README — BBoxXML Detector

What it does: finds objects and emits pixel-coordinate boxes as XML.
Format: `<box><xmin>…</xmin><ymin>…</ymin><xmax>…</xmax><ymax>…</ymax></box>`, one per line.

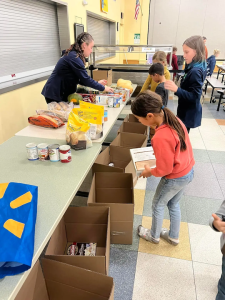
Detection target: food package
<box><xmin>76</xmin><ymin>84</ymin><xmax>100</xmax><ymax>94</ymax></box>
<box><xmin>28</xmin><ymin>115</ymin><xmax>65</xmax><ymax>128</ymax></box>
<box><xmin>48</xmin><ymin>101</ymin><xmax>73</xmax><ymax>112</ymax></box>
<box><xmin>117</xmin><ymin>79</ymin><xmax>133</xmax><ymax>93</ymax></box>
<box><xmin>79</xmin><ymin>94</ymin><xmax>97</xmax><ymax>103</ymax></box>
<box><xmin>79</xmin><ymin>100</ymin><xmax>104</xmax><ymax>122</ymax></box>
<box><xmin>36</xmin><ymin>109</ymin><xmax>69</xmax><ymax>122</ymax></box>
<box><xmin>65</xmin><ymin>242</ymin><xmax>97</xmax><ymax>256</ymax></box>
<box><xmin>96</xmin><ymin>94</ymin><xmax>122</xmax><ymax>107</ymax></box>
<box><xmin>66</xmin><ymin>112</ymin><xmax>92</xmax><ymax>150</ymax></box>
<box><xmin>67</xmin><ymin>93</ymin><xmax>83</xmax><ymax>105</ymax></box>
<box><xmin>72</xmin><ymin>106</ymin><xmax>103</xmax><ymax>140</ymax></box>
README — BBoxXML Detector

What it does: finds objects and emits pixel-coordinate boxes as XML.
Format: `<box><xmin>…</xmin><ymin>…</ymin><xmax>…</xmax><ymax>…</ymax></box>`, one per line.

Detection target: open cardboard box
<box><xmin>111</xmin><ymin>132</ymin><xmax>147</xmax><ymax>149</ymax></box>
<box><xmin>15</xmin><ymin>259</ymin><xmax>114</xmax><ymax>300</ymax></box>
<box><xmin>93</xmin><ymin>69</ymin><xmax>112</xmax><ymax>86</ymax></box>
<box><xmin>92</xmin><ymin>146</ymin><xmax>137</xmax><ymax>185</ymax></box>
<box><xmin>88</xmin><ymin>173</ymin><xmax>134</xmax><ymax>245</ymax></box>
<box><xmin>130</xmin><ymin>147</ymin><xmax>156</xmax><ymax>177</ymax></box>
<box><xmin>45</xmin><ymin>206</ymin><xmax>110</xmax><ymax>275</ymax></box>
<box><xmin>124</xmin><ymin>114</ymin><xmax>140</xmax><ymax>123</ymax></box>
<box><xmin>118</xmin><ymin>121</ymin><xmax>147</xmax><ymax>135</ymax></box>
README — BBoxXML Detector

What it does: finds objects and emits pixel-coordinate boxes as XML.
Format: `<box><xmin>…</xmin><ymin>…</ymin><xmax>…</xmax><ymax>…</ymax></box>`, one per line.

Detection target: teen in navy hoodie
<box><xmin>207</xmin><ymin>49</ymin><xmax>220</xmax><ymax>77</ymax></box>
<box><xmin>165</xmin><ymin>35</ymin><xmax>207</xmax><ymax>133</ymax></box>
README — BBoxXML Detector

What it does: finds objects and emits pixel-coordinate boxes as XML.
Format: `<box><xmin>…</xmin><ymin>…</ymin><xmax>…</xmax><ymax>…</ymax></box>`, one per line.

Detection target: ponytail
<box><xmin>64</xmin><ymin>32</ymin><xmax>93</xmax><ymax>64</ymax></box>
<box><xmin>131</xmin><ymin>91</ymin><xmax>187</xmax><ymax>151</ymax></box>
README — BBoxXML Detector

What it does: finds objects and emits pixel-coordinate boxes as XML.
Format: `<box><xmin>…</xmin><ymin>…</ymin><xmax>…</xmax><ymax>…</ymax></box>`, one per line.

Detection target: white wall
<box><xmin>148</xmin><ymin>0</ymin><xmax>225</xmax><ymax>58</ymax></box>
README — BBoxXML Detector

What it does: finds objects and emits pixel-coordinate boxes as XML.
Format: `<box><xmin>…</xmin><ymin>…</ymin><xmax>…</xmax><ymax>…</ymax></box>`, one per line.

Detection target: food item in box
<box><xmin>79</xmin><ymin>94</ymin><xmax>97</xmax><ymax>103</ymax></box>
<box><xmin>68</xmin><ymin>93</ymin><xmax>83</xmax><ymax>105</ymax></box>
<box><xmin>28</xmin><ymin>114</ymin><xmax>65</xmax><ymax>128</ymax></box>
<box><xmin>36</xmin><ymin>109</ymin><xmax>69</xmax><ymax>122</ymax></box>
<box><xmin>65</xmin><ymin>242</ymin><xmax>97</xmax><ymax>256</ymax></box>
<box><xmin>117</xmin><ymin>79</ymin><xmax>133</xmax><ymax>93</ymax></box>
<box><xmin>66</xmin><ymin>112</ymin><xmax>92</xmax><ymax>150</ymax></box>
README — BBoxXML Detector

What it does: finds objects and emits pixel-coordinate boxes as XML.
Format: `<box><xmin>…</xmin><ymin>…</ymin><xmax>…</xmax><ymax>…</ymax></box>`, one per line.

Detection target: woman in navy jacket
<box><xmin>42</xmin><ymin>32</ymin><xmax>113</xmax><ymax>103</ymax></box>
<box><xmin>165</xmin><ymin>36</ymin><xmax>207</xmax><ymax>133</ymax></box>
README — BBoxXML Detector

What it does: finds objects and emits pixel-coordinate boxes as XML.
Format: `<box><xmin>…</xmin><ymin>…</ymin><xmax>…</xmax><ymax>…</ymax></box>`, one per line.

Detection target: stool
<box><xmin>217</xmin><ymin>90</ymin><xmax>225</xmax><ymax>111</ymax></box>
<box><xmin>221</xmin><ymin>73</ymin><xmax>225</xmax><ymax>83</ymax></box>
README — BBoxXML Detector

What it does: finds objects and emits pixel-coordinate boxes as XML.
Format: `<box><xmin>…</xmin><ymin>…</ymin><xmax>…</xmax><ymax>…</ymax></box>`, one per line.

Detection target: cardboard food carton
<box><xmin>45</xmin><ymin>206</ymin><xmax>110</xmax><ymax>275</ymax></box>
<box><xmin>118</xmin><ymin>122</ymin><xmax>147</xmax><ymax>135</ymax></box>
<box><xmin>110</xmin><ymin>132</ymin><xmax>147</xmax><ymax>149</ymax></box>
<box><xmin>15</xmin><ymin>259</ymin><xmax>114</xmax><ymax>300</ymax></box>
<box><xmin>93</xmin><ymin>69</ymin><xmax>112</xmax><ymax>86</ymax></box>
<box><xmin>130</xmin><ymin>147</ymin><xmax>156</xmax><ymax>177</ymax></box>
<box><xmin>92</xmin><ymin>146</ymin><xmax>137</xmax><ymax>185</ymax></box>
<box><xmin>88</xmin><ymin>173</ymin><xmax>134</xmax><ymax>245</ymax></box>
<box><xmin>123</xmin><ymin>114</ymin><xmax>140</xmax><ymax>123</ymax></box>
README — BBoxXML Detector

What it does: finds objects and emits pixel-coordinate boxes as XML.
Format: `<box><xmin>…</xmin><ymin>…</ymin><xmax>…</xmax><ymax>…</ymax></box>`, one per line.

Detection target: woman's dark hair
<box><xmin>131</xmin><ymin>91</ymin><xmax>187</xmax><ymax>151</ymax></box>
<box><xmin>64</xmin><ymin>32</ymin><xmax>93</xmax><ymax>64</ymax></box>
<box><xmin>149</xmin><ymin>63</ymin><xmax>164</xmax><ymax>76</ymax></box>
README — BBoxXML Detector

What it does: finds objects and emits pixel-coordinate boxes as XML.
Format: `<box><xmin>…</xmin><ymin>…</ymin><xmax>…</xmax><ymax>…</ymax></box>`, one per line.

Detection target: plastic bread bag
<box><xmin>66</xmin><ymin>112</ymin><xmax>92</xmax><ymax>150</ymax></box>
<box><xmin>72</xmin><ymin>107</ymin><xmax>103</xmax><ymax>140</ymax></box>
<box><xmin>59</xmin><ymin>101</ymin><xmax>73</xmax><ymax>112</ymax></box>
<box><xmin>47</xmin><ymin>102</ymin><xmax>63</xmax><ymax>111</ymax></box>
<box><xmin>36</xmin><ymin>109</ymin><xmax>68</xmax><ymax>122</ymax></box>
<box><xmin>28</xmin><ymin>114</ymin><xmax>65</xmax><ymax>128</ymax></box>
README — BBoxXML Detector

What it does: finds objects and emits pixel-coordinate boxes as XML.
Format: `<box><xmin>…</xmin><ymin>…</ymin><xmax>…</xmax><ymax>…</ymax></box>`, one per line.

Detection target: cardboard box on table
<box><xmin>45</xmin><ymin>206</ymin><xmax>110</xmax><ymax>275</ymax></box>
<box><xmin>118</xmin><ymin>121</ymin><xmax>147</xmax><ymax>135</ymax></box>
<box><xmin>15</xmin><ymin>259</ymin><xmax>114</xmax><ymax>300</ymax></box>
<box><xmin>93</xmin><ymin>69</ymin><xmax>112</xmax><ymax>86</ymax></box>
<box><xmin>88</xmin><ymin>173</ymin><xmax>134</xmax><ymax>245</ymax></box>
<box><xmin>110</xmin><ymin>132</ymin><xmax>147</xmax><ymax>150</ymax></box>
<box><xmin>92</xmin><ymin>145</ymin><xmax>137</xmax><ymax>185</ymax></box>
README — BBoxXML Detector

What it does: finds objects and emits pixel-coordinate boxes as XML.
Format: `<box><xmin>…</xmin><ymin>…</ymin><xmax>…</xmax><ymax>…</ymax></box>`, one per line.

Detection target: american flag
<box><xmin>134</xmin><ymin>0</ymin><xmax>140</xmax><ymax>20</ymax></box>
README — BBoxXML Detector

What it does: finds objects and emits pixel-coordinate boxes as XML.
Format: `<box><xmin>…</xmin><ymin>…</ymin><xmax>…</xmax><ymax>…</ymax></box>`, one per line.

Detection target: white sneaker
<box><xmin>137</xmin><ymin>225</ymin><xmax>160</xmax><ymax>244</ymax></box>
<box><xmin>160</xmin><ymin>228</ymin><xmax>179</xmax><ymax>246</ymax></box>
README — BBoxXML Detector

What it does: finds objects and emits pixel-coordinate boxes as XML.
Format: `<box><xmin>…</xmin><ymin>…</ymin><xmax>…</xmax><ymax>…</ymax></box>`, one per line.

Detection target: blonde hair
<box><xmin>214</xmin><ymin>49</ymin><xmax>220</xmax><ymax>55</ymax></box>
<box><xmin>153</xmin><ymin>51</ymin><xmax>167</xmax><ymax>64</ymax></box>
<box><xmin>183</xmin><ymin>35</ymin><xmax>205</xmax><ymax>62</ymax></box>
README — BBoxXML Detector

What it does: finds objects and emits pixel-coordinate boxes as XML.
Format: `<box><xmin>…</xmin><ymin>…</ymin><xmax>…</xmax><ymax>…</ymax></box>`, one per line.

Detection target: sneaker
<box><xmin>160</xmin><ymin>228</ymin><xmax>179</xmax><ymax>246</ymax></box>
<box><xmin>137</xmin><ymin>225</ymin><xmax>160</xmax><ymax>244</ymax></box>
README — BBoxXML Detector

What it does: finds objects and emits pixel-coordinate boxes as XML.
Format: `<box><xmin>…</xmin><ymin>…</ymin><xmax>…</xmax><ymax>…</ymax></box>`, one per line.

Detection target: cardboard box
<box><xmin>15</xmin><ymin>259</ymin><xmax>114</xmax><ymax>300</ymax></box>
<box><xmin>111</xmin><ymin>132</ymin><xmax>147</xmax><ymax>149</ymax></box>
<box><xmin>88</xmin><ymin>173</ymin><xmax>134</xmax><ymax>245</ymax></box>
<box><xmin>130</xmin><ymin>147</ymin><xmax>156</xmax><ymax>177</ymax></box>
<box><xmin>92</xmin><ymin>146</ymin><xmax>137</xmax><ymax>185</ymax></box>
<box><xmin>93</xmin><ymin>69</ymin><xmax>112</xmax><ymax>86</ymax></box>
<box><xmin>124</xmin><ymin>114</ymin><xmax>140</xmax><ymax>123</ymax></box>
<box><xmin>118</xmin><ymin>122</ymin><xmax>147</xmax><ymax>135</ymax></box>
<box><xmin>45</xmin><ymin>206</ymin><xmax>110</xmax><ymax>275</ymax></box>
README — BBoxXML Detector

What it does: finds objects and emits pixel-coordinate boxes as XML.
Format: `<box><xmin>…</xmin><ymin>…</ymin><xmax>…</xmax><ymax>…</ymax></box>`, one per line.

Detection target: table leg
<box><xmin>217</xmin><ymin>68</ymin><xmax>220</xmax><ymax>79</ymax></box>
<box><xmin>210</xmin><ymin>87</ymin><xmax>214</xmax><ymax>103</ymax></box>
<box><xmin>204</xmin><ymin>81</ymin><xmax>208</xmax><ymax>94</ymax></box>
<box><xmin>217</xmin><ymin>93</ymin><xmax>223</xmax><ymax>111</ymax></box>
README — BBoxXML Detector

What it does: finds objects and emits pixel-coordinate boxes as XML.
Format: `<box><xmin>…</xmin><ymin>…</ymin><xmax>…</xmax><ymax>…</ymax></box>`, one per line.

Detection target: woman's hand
<box><xmin>164</xmin><ymin>80</ymin><xmax>178</xmax><ymax>93</ymax></box>
<box><xmin>140</xmin><ymin>165</ymin><xmax>152</xmax><ymax>178</ymax></box>
<box><xmin>104</xmin><ymin>86</ymin><xmax>114</xmax><ymax>93</ymax></box>
<box><xmin>98</xmin><ymin>80</ymin><xmax>107</xmax><ymax>86</ymax></box>
<box><xmin>212</xmin><ymin>214</ymin><xmax>225</xmax><ymax>233</ymax></box>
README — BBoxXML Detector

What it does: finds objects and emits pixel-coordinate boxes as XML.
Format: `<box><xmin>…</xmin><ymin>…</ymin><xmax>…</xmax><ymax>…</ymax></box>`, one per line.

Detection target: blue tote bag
<box><xmin>0</xmin><ymin>182</ymin><xmax>38</xmax><ymax>278</ymax></box>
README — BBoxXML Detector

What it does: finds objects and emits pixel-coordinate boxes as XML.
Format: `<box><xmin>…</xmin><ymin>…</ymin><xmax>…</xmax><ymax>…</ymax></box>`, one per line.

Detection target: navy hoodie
<box><xmin>42</xmin><ymin>51</ymin><xmax>105</xmax><ymax>102</ymax></box>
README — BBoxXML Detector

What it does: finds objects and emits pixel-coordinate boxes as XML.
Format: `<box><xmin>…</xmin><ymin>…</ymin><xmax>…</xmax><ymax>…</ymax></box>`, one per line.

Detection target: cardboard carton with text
<box><xmin>130</xmin><ymin>147</ymin><xmax>156</xmax><ymax>177</ymax></box>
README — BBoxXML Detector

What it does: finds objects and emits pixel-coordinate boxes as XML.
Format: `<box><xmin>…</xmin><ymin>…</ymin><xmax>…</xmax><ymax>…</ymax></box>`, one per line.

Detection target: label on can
<box><xmin>26</xmin><ymin>143</ymin><xmax>38</xmax><ymax>161</ymax></box>
<box><xmin>59</xmin><ymin>145</ymin><xmax>72</xmax><ymax>163</ymax></box>
<box><xmin>37</xmin><ymin>143</ymin><xmax>49</xmax><ymax>161</ymax></box>
<box><xmin>108</xmin><ymin>97</ymin><xmax>114</xmax><ymax>108</ymax></box>
<box><xmin>48</xmin><ymin>144</ymin><xmax>60</xmax><ymax>162</ymax></box>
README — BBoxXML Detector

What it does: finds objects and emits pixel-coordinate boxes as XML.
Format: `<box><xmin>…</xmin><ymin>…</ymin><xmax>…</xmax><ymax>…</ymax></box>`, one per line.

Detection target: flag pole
<box><xmin>140</xmin><ymin>1</ymin><xmax>143</xmax><ymax>16</ymax></box>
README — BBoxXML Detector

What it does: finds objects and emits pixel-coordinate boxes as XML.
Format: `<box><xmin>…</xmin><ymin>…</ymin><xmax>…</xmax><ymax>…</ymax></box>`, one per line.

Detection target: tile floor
<box><xmin>108</xmin><ymin>87</ymin><xmax>225</xmax><ymax>300</ymax></box>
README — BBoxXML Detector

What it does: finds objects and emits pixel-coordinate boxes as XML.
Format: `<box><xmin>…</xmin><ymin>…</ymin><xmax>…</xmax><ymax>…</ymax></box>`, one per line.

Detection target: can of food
<box><xmin>108</xmin><ymin>97</ymin><xmax>114</xmax><ymax>108</ymax></box>
<box><xmin>37</xmin><ymin>143</ymin><xmax>49</xmax><ymax>161</ymax></box>
<box><xmin>26</xmin><ymin>143</ymin><xmax>38</xmax><ymax>161</ymax></box>
<box><xmin>48</xmin><ymin>144</ymin><xmax>60</xmax><ymax>162</ymax></box>
<box><xmin>59</xmin><ymin>145</ymin><xmax>72</xmax><ymax>163</ymax></box>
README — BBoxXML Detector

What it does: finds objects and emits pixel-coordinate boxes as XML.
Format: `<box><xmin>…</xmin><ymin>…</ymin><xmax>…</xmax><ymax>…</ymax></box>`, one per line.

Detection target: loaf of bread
<box><xmin>28</xmin><ymin>115</ymin><xmax>65</xmax><ymax>128</ymax></box>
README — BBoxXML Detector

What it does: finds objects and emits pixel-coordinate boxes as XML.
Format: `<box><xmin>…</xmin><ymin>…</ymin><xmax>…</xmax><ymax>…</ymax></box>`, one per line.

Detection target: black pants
<box><xmin>45</xmin><ymin>97</ymin><xmax>58</xmax><ymax>104</ymax></box>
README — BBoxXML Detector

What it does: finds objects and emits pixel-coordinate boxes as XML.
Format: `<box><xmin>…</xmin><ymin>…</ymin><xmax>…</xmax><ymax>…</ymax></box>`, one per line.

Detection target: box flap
<box><xmin>125</xmin><ymin>160</ymin><xmax>138</xmax><ymax>186</ymax></box>
<box><xmin>42</xmin><ymin>258</ymin><xmax>114</xmax><ymax>298</ymax></box>
<box><xmin>111</xmin><ymin>132</ymin><xmax>147</xmax><ymax>149</ymax></box>
<box><xmin>95</xmin><ymin>172</ymin><xmax>133</xmax><ymax>189</ymax></box>
<box><xmin>88</xmin><ymin>175</ymin><xmax>96</xmax><ymax>205</ymax></box>
<box><xmin>64</xmin><ymin>206</ymin><xmax>109</xmax><ymax>224</ymax></box>
<box><xmin>15</xmin><ymin>261</ymin><xmax>49</xmax><ymax>300</ymax></box>
<box><xmin>94</xmin><ymin>147</ymin><xmax>110</xmax><ymax>165</ymax></box>
<box><xmin>106</xmin><ymin>208</ymin><xmax>110</xmax><ymax>275</ymax></box>
<box><xmin>128</xmin><ymin>114</ymin><xmax>139</xmax><ymax>123</ymax></box>
<box><xmin>109</xmin><ymin>145</ymin><xmax>131</xmax><ymax>163</ymax></box>
<box><xmin>96</xmin><ymin>188</ymin><xmax>133</xmax><ymax>204</ymax></box>
<box><xmin>119</xmin><ymin>122</ymin><xmax>147</xmax><ymax>135</ymax></box>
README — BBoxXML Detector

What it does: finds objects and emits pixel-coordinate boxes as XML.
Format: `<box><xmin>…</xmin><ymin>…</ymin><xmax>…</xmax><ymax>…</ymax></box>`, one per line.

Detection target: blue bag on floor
<box><xmin>0</xmin><ymin>182</ymin><xmax>38</xmax><ymax>278</ymax></box>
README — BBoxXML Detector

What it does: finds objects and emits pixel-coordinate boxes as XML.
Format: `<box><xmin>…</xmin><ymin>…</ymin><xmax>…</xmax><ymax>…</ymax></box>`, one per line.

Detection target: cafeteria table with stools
<box><xmin>204</xmin><ymin>77</ymin><xmax>225</xmax><ymax>103</ymax></box>
<box><xmin>216</xmin><ymin>64</ymin><xmax>225</xmax><ymax>82</ymax></box>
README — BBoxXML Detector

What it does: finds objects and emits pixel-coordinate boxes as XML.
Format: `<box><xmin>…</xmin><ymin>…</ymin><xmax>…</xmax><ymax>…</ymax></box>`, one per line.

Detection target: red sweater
<box><xmin>167</xmin><ymin>53</ymin><xmax>178</xmax><ymax>70</ymax></box>
<box><xmin>151</xmin><ymin>120</ymin><xmax>195</xmax><ymax>179</ymax></box>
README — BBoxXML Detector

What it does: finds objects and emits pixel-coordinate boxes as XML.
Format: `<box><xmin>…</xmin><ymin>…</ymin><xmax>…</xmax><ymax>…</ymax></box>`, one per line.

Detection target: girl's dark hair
<box><xmin>131</xmin><ymin>91</ymin><xmax>187</xmax><ymax>151</ymax></box>
<box><xmin>183</xmin><ymin>35</ymin><xmax>205</xmax><ymax>62</ymax></box>
<box><xmin>64</xmin><ymin>32</ymin><xmax>93</xmax><ymax>64</ymax></box>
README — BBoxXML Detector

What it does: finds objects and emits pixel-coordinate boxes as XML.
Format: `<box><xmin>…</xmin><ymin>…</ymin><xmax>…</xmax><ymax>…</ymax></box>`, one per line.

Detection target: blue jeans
<box><xmin>150</xmin><ymin>168</ymin><xmax>194</xmax><ymax>239</ymax></box>
<box><xmin>216</xmin><ymin>255</ymin><xmax>225</xmax><ymax>300</ymax></box>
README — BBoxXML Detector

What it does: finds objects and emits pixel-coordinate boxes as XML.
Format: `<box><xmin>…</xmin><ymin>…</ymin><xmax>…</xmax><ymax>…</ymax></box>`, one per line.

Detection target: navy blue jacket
<box><xmin>175</xmin><ymin>63</ymin><xmax>207</xmax><ymax>128</ymax></box>
<box><xmin>42</xmin><ymin>51</ymin><xmax>105</xmax><ymax>102</ymax></box>
<box><xmin>207</xmin><ymin>55</ymin><xmax>216</xmax><ymax>77</ymax></box>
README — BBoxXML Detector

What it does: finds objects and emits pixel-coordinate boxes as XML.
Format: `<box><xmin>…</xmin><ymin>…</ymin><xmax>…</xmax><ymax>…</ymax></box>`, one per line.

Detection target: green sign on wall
<box><xmin>134</xmin><ymin>33</ymin><xmax>140</xmax><ymax>44</ymax></box>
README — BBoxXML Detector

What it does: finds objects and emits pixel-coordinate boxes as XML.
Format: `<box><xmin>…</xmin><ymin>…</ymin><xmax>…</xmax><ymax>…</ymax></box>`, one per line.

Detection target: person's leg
<box><xmin>216</xmin><ymin>255</ymin><xmax>225</xmax><ymax>300</ymax></box>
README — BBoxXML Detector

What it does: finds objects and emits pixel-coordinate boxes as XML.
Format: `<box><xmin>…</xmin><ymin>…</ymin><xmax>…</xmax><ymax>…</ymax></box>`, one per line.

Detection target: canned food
<box><xmin>108</xmin><ymin>97</ymin><xmax>114</xmax><ymax>108</ymax></box>
<box><xmin>48</xmin><ymin>144</ymin><xmax>60</xmax><ymax>162</ymax></box>
<box><xmin>59</xmin><ymin>145</ymin><xmax>72</xmax><ymax>163</ymax></box>
<box><xmin>37</xmin><ymin>143</ymin><xmax>49</xmax><ymax>161</ymax></box>
<box><xmin>26</xmin><ymin>143</ymin><xmax>38</xmax><ymax>161</ymax></box>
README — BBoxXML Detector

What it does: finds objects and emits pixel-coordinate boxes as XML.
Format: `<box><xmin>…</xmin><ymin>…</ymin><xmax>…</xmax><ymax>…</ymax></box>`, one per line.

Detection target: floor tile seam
<box><xmin>137</xmin><ymin>250</ymin><xmax>193</xmax><ymax>263</ymax></box>
<box><xmin>191</xmin><ymin>260</ymin><xmax>222</xmax><ymax>267</ymax></box>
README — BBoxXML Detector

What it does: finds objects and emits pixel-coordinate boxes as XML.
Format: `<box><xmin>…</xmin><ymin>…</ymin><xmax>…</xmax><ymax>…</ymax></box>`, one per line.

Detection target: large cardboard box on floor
<box><xmin>111</xmin><ymin>132</ymin><xmax>147</xmax><ymax>149</ymax></box>
<box><xmin>123</xmin><ymin>114</ymin><xmax>140</xmax><ymax>123</ymax></box>
<box><xmin>92</xmin><ymin>145</ymin><xmax>137</xmax><ymax>185</ymax></box>
<box><xmin>15</xmin><ymin>259</ymin><xmax>114</xmax><ymax>300</ymax></box>
<box><xmin>93</xmin><ymin>69</ymin><xmax>112</xmax><ymax>86</ymax></box>
<box><xmin>88</xmin><ymin>173</ymin><xmax>134</xmax><ymax>245</ymax></box>
<box><xmin>45</xmin><ymin>206</ymin><xmax>110</xmax><ymax>275</ymax></box>
<box><xmin>118</xmin><ymin>121</ymin><xmax>147</xmax><ymax>135</ymax></box>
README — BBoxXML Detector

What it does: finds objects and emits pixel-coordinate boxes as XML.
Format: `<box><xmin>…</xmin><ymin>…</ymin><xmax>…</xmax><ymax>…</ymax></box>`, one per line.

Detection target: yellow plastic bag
<box><xmin>66</xmin><ymin>112</ymin><xmax>92</xmax><ymax>150</ymax></box>
<box><xmin>79</xmin><ymin>101</ymin><xmax>104</xmax><ymax>117</ymax></box>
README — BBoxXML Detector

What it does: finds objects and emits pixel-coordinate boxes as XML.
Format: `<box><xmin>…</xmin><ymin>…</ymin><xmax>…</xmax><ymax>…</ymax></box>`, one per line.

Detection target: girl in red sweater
<box><xmin>131</xmin><ymin>91</ymin><xmax>195</xmax><ymax>245</ymax></box>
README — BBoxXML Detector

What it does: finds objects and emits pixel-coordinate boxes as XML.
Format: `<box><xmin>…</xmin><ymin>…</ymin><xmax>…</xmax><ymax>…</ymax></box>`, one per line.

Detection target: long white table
<box><xmin>15</xmin><ymin>84</ymin><xmax>137</xmax><ymax>144</ymax></box>
<box><xmin>0</xmin><ymin>136</ymin><xmax>102</xmax><ymax>300</ymax></box>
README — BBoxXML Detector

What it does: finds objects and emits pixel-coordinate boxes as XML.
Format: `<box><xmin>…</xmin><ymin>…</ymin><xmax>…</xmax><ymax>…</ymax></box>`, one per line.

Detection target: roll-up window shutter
<box><xmin>0</xmin><ymin>0</ymin><xmax>61</xmax><ymax>78</ymax></box>
<box><xmin>87</xmin><ymin>15</ymin><xmax>113</xmax><ymax>62</ymax></box>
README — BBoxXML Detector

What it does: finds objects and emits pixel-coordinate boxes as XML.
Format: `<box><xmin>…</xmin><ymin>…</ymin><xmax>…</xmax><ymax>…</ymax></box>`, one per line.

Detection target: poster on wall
<box><xmin>134</xmin><ymin>33</ymin><xmax>140</xmax><ymax>44</ymax></box>
<box><xmin>101</xmin><ymin>0</ymin><xmax>108</xmax><ymax>13</ymax></box>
